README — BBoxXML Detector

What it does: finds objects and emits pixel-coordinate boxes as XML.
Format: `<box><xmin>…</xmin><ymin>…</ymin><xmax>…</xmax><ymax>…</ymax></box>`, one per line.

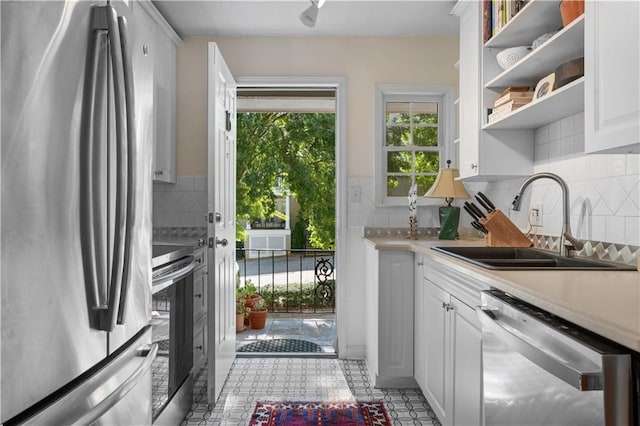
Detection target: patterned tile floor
<box><xmin>181</xmin><ymin>358</ymin><xmax>441</xmax><ymax>425</ymax></box>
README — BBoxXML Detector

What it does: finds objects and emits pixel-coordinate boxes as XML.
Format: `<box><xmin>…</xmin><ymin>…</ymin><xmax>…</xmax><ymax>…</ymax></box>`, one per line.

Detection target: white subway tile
<box><xmin>627</xmin><ymin>155</ymin><xmax>640</xmax><ymax>175</ymax></box>
<box><xmin>548</xmin><ymin>120</ymin><xmax>561</xmax><ymax>142</ymax></box>
<box><xmin>588</xmin><ymin>155</ymin><xmax>609</xmax><ymax>179</ymax></box>
<box><xmin>534</xmin><ymin>143</ymin><xmax>549</xmax><ymax>164</ymax></box>
<box><xmin>606</xmin><ymin>155</ymin><xmax>627</xmax><ymax>177</ymax></box>
<box><xmin>574</xmin><ymin>112</ymin><xmax>585</xmax><ymax>135</ymax></box>
<box><xmin>535</xmin><ymin>125</ymin><xmax>549</xmax><ymax>146</ymax></box>
<box><xmin>560</xmin><ymin>115</ymin><xmax>575</xmax><ymax>139</ymax></box>
<box><xmin>194</xmin><ymin>175</ymin><xmax>207</xmax><ymax>191</ymax></box>
<box><xmin>177</xmin><ymin>176</ymin><xmax>195</xmax><ymax>191</ymax></box>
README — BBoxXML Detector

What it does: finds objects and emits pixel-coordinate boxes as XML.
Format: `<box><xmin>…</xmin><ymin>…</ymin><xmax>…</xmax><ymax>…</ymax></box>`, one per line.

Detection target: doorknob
<box><xmin>216</xmin><ymin>238</ymin><xmax>228</xmax><ymax>247</ymax></box>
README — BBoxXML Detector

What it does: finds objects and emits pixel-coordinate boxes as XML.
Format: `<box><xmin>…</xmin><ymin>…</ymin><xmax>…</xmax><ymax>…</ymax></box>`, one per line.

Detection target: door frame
<box><xmin>235</xmin><ymin>76</ymin><xmax>347</xmax><ymax>357</ymax></box>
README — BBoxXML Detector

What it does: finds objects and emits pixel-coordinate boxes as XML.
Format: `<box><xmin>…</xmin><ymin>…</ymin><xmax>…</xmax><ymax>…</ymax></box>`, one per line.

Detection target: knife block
<box><xmin>480</xmin><ymin>210</ymin><xmax>532</xmax><ymax>247</ymax></box>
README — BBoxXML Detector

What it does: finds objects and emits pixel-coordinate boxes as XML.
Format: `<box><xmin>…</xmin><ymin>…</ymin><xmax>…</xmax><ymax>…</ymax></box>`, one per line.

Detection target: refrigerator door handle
<box><xmin>72</xmin><ymin>343</ymin><xmax>158</xmax><ymax>426</ymax></box>
<box><xmin>116</xmin><ymin>14</ymin><xmax>136</xmax><ymax>326</ymax></box>
<box><xmin>80</xmin><ymin>6</ymin><xmax>130</xmax><ymax>332</ymax></box>
<box><xmin>80</xmin><ymin>6</ymin><xmax>112</xmax><ymax>328</ymax></box>
<box><xmin>103</xmin><ymin>6</ymin><xmax>128</xmax><ymax>332</ymax></box>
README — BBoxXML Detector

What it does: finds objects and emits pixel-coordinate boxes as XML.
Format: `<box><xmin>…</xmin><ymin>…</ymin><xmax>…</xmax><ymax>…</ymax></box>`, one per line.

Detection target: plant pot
<box><xmin>559</xmin><ymin>0</ymin><xmax>584</xmax><ymax>27</ymax></box>
<box><xmin>244</xmin><ymin>295</ymin><xmax>262</xmax><ymax>325</ymax></box>
<box><xmin>236</xmin><ymin>313</ymin><xmax>246</xmax><ymax>332</ymax></box>
<box><xmin>249</xmin><ymin>309</ymin><xmax>268</xmax><ymax>330</ymax></box>
<box><xmin>244</xmin><ymin>294</ymin><xmax>262</xmax><ymax>309</ymax></box>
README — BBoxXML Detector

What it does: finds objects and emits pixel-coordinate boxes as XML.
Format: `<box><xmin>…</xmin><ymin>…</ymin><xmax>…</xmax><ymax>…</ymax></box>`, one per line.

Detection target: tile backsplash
<box><xmin>480</xmin><ymin>112</ymin><xmax>640</xmax><ymax>247</ymax></box>
<box><xmin>153</xmin><ymin>175</ymin><xmax>208</xmax><ymax>228</ymax></box>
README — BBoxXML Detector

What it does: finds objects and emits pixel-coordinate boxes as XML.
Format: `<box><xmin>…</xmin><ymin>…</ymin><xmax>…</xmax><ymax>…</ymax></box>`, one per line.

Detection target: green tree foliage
<box><xmin>237</xmin><ymin>112</ymin><xmax>335</xmax><ymax>249</ymax></box>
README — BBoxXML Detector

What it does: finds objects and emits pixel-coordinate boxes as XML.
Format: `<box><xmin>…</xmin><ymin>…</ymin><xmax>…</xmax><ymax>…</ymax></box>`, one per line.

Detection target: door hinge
<box><xmin>225</xmin><ymin>110</ymin><xmax>232</xmax><ymax>132</ymax></box>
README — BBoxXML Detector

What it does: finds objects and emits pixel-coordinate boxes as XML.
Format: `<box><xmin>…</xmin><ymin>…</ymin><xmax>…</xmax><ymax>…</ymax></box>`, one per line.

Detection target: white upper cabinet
<box><xmin>137</xmin><ymin>1</ymin><xmax>181</xmax><ymax>183</ymax></box>
<box><xmin>453</xmin><ymin>1</ymin><xmax>534</xmax><ymax>180</ymax></box>
<box><xmin>453</xmin><ymin>0</ymin><xmax>592</xmax><ymax>180</ymax></box>
<box><xmin>584</xmin><ymin>0</ymin><xmax>640</xmax><ymax>154</ymax></box>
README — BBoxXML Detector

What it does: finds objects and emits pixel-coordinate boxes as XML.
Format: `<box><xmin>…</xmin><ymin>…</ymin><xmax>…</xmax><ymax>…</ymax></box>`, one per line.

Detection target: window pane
<box><xmin>413</xmin><ymin>102</ymin><xmax>438</xmax><ymax>124</ymax></box>
<box><xmin>416</xmin><ymin>175</ymin><xmax>437</xmax><ymax>195</ymax></box>
<box><xmin>386</xmin><ymin>126</ymin><xmax>410</xmax><ymax>146</ymax></box>
<box><xmin>386</xmin><ymin>102</ymin><xmax>411</xmax><ymax>124</ymax></box>
<box><xmin>415</xmin><ymin>152</ymin><xmax>439</xmax><ymax>173</ymax></box>
<box><xmin>414</xmin><ymin>127</ymin><xmax>438</xmax><ymax>147</ymax></box>
<box><xmin>387</xmin><ymin>175</ymin><xmax>413</xmax><ymax>197</ymax></box>
<box><xmin>387</xmin><ymin>151</ymin><xmax>413</xmax><ymax>173</ymax></box>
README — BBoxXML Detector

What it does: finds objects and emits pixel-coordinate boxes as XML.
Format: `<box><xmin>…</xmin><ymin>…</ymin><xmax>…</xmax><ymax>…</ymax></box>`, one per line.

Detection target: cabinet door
<box><xmin>451</xmin><ymin>296</ymin><xmax>482</xmax><ymax>426</ymax></box>
<box><xmin>414</xmin><ymin>255</ymin><xmax>426</xmax><ymax>390</ymax></box>
<box><xmin>193</xmin><ymin>317</ymin><xmax>207</xmax><ymax>373</ymax></box>
<box><xmin>457</xmin><ymin>0</ymin><xmax>481</xmax><ymax>179</ymax></box>
<box><xmin>585</xmin><ymin>0</ymin><xmax>640</xmax><ymax>154</ymax></box>
<box><xmin>377</xmin><ymin>251</ymin><xmax>415</xmax><ymax>386</ymax></box>
<box><xmin>152</xmin><ymin>28</ymin><xmax>177</xmax><ymax>182</ymax></box>
<box><xmin>193</xmin><ymin>266</ymin><xmax>207</xmax><ymax>322</ymax></box>
<box><xmin>424</xmin><ymin>279</ymin><xmax>451</xmax><ymax>425</ymax></box>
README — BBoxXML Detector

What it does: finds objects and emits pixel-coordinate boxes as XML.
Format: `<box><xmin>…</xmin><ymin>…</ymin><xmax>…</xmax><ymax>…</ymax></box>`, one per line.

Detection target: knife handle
<box><xmin>477</xmin><ymin>191</ymin><xmax>496</xmax><ymax>211</ymax></box>
<box><xmin>474</xmin><ymin>195</ymin><xmax>492</xmax><ymax>213</ymax></box>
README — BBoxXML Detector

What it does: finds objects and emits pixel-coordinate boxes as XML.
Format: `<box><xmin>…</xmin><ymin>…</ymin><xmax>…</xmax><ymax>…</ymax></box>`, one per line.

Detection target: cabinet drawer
<box><xmin>193</xmin><ymin>317</ymin><xmax>207</xmax><ymax>373</ymax></box>
<box><xmin>194</xmin><ymin>248</ymin><xmax>207</xmax><ymax>270</ymax></box>
<box><xmin>193</xmin><ymin>267</ymin><xmax>207</xmax><ymax>321</ymax></box>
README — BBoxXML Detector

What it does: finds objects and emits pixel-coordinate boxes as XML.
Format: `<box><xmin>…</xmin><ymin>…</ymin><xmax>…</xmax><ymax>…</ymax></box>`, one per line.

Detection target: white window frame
<box><xmin>374</xmin><ymin>84</ymin><xmax>456</xmax><ymax>206</ymax></box>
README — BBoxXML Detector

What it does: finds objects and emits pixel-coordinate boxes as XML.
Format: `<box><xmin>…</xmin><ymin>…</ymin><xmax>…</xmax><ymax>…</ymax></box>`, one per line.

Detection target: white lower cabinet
<box><xmin>417</xmin><ymin>257</ymin><xmax>484</xmax><ymax>426</ymax></box>
<box><xmin>365</xmin><ymin>246</ymin><xmax>416</xmax><ymax>388</ymax></box>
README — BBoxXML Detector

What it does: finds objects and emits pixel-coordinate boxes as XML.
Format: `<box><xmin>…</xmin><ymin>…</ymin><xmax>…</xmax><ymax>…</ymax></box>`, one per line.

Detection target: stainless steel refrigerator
<box><xmin>1</xmin><ymin>0</ymin><xmax>154</xmax><ymax>423</ymax></box>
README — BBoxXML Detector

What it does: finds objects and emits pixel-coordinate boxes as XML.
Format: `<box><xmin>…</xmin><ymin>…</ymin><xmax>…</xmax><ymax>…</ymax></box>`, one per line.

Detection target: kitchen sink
<box><xmin>432</xmin><ymin>246</ymin><xmax>637</xmax><ymax>271</ymax></box>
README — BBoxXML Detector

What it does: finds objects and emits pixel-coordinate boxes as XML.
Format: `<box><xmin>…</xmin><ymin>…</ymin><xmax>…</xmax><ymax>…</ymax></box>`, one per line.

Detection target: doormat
<box><xmin>237</xmin><ymin>339</ymin><xmax>323</xmax><ymax>353</ymax></box>
<box><xmin>250</xmin><ymin>401</ymin><xmax>391</xmax><ymax>425</ymax></box>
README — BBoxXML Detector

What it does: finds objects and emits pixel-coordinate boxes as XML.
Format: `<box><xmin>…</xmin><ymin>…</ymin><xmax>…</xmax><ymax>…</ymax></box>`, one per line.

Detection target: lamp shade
<box><xmin>424</xmin><ymin>168</ymin><xmax>470</xmax><ymax>200</ymax></box>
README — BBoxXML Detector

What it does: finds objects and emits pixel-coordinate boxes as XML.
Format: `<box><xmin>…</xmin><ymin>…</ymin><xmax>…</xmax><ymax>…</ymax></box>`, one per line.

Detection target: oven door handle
<box><xmin>477</xmin><ymin>307</ymin><xmax>603</xmax><ymax>391</ymax></box>
<box><xmin>152</xmin><ymin>257</ymin><xmax>196</xmax><ymax>294</ymax></box>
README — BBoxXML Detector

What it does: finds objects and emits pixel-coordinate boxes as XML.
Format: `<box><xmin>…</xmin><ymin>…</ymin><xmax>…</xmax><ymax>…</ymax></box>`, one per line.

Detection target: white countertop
<box><xmin>365</xmin><ymin>237</ymin><xmax>640</xmax><ymax>352</ymax></box>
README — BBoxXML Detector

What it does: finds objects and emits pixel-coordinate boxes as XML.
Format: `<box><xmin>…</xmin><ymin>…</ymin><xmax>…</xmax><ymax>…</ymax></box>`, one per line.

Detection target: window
<box><xmin>375</xmin><ymin>86</ymin><xmax>454</xmax><ymax>205</ymax></box>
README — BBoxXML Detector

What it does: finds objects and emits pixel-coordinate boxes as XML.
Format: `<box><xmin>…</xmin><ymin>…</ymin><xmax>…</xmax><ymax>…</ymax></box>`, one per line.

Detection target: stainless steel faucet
<box><xmin>511</xmin><ymin>172</ymin><xmax>584</xmax><ymax>256</ymax></box>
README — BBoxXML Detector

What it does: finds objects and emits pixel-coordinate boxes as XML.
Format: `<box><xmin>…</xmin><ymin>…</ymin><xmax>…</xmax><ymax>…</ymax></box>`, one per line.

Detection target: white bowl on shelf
<box><xmin>496</xmin><ymin>46</ymin><xmax>531</xmax><ymax>70</ymax></box>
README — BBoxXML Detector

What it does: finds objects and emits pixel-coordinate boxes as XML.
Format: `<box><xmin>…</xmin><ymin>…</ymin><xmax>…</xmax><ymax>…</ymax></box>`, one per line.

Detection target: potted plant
<box><xmin>242</xmin><ymin>281</ymin><xmax>262</xmax><ymax>309</ymax></box>
<box><xmin>249</xmin><ymin>298</ymin><xmax>268</xmax><ymax>330</ymax></box>
<box><xmin>236</xmin><ymin>299</ymin><xmax>250</xmax><ymax>333</ymax></box>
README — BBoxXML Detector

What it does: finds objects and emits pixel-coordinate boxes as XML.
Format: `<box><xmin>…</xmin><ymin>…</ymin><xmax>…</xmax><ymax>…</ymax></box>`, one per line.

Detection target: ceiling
<box><xmin>152</xmin><ymin>1</ymin><xmax>459</xmax><ymax>38</ymax></box>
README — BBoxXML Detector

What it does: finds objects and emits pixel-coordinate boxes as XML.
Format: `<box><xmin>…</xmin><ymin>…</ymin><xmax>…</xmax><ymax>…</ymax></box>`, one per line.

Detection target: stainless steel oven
<box><xmin>477</xmin><ymin>289</ymin><xmax>633</xmax><ymax>426</ymax></box>
<box><xmin>151</xmin><ymin>244</ymin><xmax>196</xmax><ymax>425</ymax></box>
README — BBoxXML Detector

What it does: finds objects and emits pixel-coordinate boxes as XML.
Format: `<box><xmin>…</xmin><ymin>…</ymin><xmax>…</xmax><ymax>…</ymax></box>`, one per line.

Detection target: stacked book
<box><xmin>487</xmin><ymin>91</ymin><xmax>533</xmax><ymax>123</ymax></box>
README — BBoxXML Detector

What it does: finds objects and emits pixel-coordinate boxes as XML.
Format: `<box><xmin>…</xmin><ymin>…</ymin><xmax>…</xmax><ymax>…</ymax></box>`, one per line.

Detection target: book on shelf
<box><xmin>483</xmin><ymin>0</ymin><xmax>492</xmax><ymax>43</ymax></box>
<box><xmin>488</xmin><ymin>0</ymin><xmax>529</xmax><ymax>38</ymax></box>
<box><xmin>493</xmin><ymin>91</ymin><xmax>534</xmax><ymax>108</ymax></box>
<box><xmin>487</xmin><ymin>100</ymin><xmax>530</xmax><ymax>123</ymax></box>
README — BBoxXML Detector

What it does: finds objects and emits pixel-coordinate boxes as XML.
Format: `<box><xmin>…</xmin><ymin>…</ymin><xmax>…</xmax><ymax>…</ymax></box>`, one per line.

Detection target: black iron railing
<box><xmin>236</xmin><ymin>249</ymin><xmax>335</xmax><ymax>313</ymax></box>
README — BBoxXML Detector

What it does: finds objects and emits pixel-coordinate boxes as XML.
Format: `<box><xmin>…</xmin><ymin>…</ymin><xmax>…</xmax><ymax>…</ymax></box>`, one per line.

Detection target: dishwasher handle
<box><xmin>477</xmin><ymin>307</ymin><xmax>603</xmax><ymax>391</ymax></box>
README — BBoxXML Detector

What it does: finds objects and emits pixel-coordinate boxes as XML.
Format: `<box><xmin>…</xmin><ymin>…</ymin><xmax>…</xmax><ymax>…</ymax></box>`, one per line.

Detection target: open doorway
<box><xmin>234</xmin><ymin>84</ymin><xmax>340</xmax><ymax>356</ymax></box>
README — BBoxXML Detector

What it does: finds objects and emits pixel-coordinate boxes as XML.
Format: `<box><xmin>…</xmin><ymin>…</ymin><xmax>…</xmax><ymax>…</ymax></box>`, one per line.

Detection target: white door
<box><xmin>207</xmin><ymin>42</ymin><xmax>237</xmax><ymax>403</ymax></box>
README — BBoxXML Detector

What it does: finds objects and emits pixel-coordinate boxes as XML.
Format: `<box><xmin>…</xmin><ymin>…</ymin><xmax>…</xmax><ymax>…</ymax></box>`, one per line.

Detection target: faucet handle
<box><xmin>563</xmin><ymin>232</ymin><xmax>584</xmax><ymax>251</ymax></box>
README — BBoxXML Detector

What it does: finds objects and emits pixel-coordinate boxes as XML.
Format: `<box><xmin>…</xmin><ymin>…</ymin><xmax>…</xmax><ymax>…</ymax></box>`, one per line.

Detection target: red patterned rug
<box><xmin>250</xmin><ymin>401</ymin><xmax>392</xmax><ymax>425</ymax></box>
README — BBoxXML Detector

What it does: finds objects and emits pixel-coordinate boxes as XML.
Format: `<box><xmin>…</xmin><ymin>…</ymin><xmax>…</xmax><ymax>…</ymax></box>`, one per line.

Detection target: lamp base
<box><xmin>438</xmin><ymin>205</ymin><xmax>460</xmax><ymax>240</ymax></box>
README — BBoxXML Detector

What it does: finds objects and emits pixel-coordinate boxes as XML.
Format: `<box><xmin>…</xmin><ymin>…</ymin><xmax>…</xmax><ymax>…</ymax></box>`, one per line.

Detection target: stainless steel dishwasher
<box><xmin>477</xmin><ymin>289</ymin><xmax>633</xmax><ymax>425</ymax></box>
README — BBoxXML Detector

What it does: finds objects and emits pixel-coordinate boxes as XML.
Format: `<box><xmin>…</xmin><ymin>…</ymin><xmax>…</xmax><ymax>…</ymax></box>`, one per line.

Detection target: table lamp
<box><xmin>425</xmin><ymin>160</ymin><xmax>470</xmax><ymax>239</ymax></box>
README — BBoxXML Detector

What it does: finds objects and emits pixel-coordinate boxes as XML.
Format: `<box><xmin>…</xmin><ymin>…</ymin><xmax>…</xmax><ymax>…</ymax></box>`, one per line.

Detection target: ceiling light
<box><xmin>299</xmin><ymin>0</ymin><xmax>325</xmax><ymax>28</ymax></box>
